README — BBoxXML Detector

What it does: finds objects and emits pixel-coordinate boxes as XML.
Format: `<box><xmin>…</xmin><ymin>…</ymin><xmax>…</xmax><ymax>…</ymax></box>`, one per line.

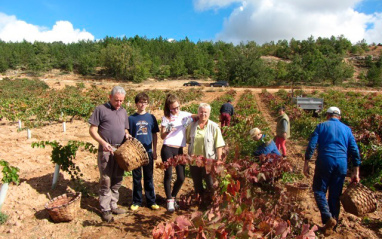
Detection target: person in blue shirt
<box><xmin>304</xmin><ymin>106</ymin><xmax>361</xmax><ymax>236</ymax></box>
<box><xmin>128</xmin><ymin>92</ymin><xmax>160</xmax><ymax>211</ymax></box>
<box><xmin>250</xmin><ymin>127</ymin><xmax>281</xmax><ymax>157</ymax></box>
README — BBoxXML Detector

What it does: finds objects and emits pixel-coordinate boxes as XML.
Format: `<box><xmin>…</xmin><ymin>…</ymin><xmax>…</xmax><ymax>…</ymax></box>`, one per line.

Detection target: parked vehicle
<box><xmin>292</xmin><ymin>97</ymin><xmax>324</xmax><ymax>111</ymax></box>
<box><xmin>210</xmin><ymin>81</ymin><xmax>229</xmax><ymax>87</ymax></box>
<box><xmin>292</xmin><ymin>97</ymin><xmax>324</xmax><ymax>117</ymax></box>
<box><xmin>183</xmin><ymin>81</ymin><xmax>201</xmax><ymax>86</ymax></box>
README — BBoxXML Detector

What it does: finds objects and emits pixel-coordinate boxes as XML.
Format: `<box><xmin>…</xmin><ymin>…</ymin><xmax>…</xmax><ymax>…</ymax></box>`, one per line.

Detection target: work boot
<box><xmin>101</xmin><ymin>211</ymin><xmax>113</xmax><ymax>222</ymax></box>
<box><xmin>323</xmin><ymin>217</ymin><xmax>337</xmax><ymax>236</ymax></box>
<box><xmin>111</xmin><ymin>208</ymin><xmax>126</xmax><ymax>215</ymax></box>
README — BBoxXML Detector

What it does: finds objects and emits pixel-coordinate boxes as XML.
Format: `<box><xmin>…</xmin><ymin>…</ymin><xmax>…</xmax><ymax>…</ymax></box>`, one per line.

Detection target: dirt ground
<box><xmin>0</xmin><ymin>74</ymin><xmax>381</xmax><ymax>238</ymax></box>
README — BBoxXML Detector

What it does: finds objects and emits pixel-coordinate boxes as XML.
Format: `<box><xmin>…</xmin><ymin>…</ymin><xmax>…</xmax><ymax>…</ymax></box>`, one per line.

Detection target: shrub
<box><xmin>0</xmin><ymin>212</ymin><xmax>8</xmax><ymax>225</ymax></box>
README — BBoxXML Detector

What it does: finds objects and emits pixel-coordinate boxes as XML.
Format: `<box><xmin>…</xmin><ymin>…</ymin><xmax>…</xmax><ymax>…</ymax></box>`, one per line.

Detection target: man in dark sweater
<box><xmin>219</xmin><ymin>100</ymin><xmax>234</xmax><ymax>127</ymax></box>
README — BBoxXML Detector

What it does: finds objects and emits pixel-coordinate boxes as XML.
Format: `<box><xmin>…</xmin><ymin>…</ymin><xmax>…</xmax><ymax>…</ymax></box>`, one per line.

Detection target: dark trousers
<box><xmin>190</xmin><ymin>166</ymin><xmax>214</xmax><ymax>195</ymax></box>
<box><xmin>220</xmin><ymin>113</ymin><xmax>231</xmax><ymax>127</ymax></box>
<box><xmin>132</xmin><ymin>152</ymin><xmax>156</xmax><ymax>207</ymax></box>
<box><xmin>161</xmin><ymin>145</ymin><xmax>185</xmax><ymax>199</ymax></box>
<box><xmin>313</xmin><ymin>158</ymin><xmax>346</xmax><ymax>224</ymax></box>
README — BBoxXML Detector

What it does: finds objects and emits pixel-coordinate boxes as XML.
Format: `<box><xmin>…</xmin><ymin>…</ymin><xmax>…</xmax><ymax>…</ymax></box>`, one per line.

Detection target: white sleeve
<box><xmin>183</xmin><ymin>111</ymin><xmax>192</xmax><ymax>118</ymax></box>
<box><xmin>161</xmin><ymin>116</ymin><xmax>169</xmax><ymax>126</ymax></box>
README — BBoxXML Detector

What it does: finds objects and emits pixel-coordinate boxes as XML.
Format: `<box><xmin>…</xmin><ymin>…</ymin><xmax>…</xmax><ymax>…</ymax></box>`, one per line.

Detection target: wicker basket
<box><xmin>286</xmin><ymin>183</ymin><xmax>310</xmax><ymax>201</ymax></box>
<box><xmin>45</xmin><ymin>192</ymin><xmax>81</xmax><ymax>223</ymax></box>
<box><xmin>340</xmin><ymin>182</ymin><xmax>377</xmax><ymax>216</ymax></box>
<box><xmin>114</xmin><ymin>138</ymin><xmax>149</xmax><ymax>171</ymax></box>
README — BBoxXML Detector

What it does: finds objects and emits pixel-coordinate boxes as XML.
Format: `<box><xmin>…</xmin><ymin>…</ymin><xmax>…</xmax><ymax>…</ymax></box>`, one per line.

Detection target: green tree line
<box><xmin>0</xmin><ymin>35</ymin><xmax>380</xmax><ymax>86</ymax></box>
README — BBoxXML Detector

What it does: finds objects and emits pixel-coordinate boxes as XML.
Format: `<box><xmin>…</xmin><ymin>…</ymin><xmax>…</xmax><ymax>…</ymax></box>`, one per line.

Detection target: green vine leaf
<box><xmin>0</xmin><ymin>160</ymin><xmax>20</xmax><ymax>185</ymax></box>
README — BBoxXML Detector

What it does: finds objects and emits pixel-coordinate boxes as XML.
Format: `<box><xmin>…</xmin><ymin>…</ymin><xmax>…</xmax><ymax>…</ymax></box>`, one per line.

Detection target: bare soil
<box><xmin>0</xmin><ymin>74</ymin><xmax>381</xmax><ymax>238</ymax></box>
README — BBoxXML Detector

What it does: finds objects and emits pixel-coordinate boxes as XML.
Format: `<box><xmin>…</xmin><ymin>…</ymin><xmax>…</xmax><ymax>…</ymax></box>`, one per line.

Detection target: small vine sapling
<box><xmin>31</xmin><ymin>140</ymin><xmax>97</xmax><ymax>189</ymax></box>
<box><xmin>0</xmin><ymin>160</ymin><xmax>20</xmax><ymax>211</ymax></box>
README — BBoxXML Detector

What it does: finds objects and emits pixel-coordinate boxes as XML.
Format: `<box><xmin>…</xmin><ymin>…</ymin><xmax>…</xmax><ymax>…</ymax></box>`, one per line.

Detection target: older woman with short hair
<box><xmin>186</xmin><ymin>103</ymin><xmax>225</xmax><ymax>199</ymax></box>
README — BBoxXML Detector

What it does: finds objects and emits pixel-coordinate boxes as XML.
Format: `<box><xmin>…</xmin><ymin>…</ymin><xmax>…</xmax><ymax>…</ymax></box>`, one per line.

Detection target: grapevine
<box><xmin>0</xmin><ymin>160</ymin><xmax>20</xmax><ymax>185</ymax></box>
<box><xmin>31</xmin><ymin>140</ymin><xmax>97</xmax><ymax>181</ymax></box>
<box><xmin>154</xmin><ymin>154</ymin><xmax>298</xmax><ymax>238</ymax></box>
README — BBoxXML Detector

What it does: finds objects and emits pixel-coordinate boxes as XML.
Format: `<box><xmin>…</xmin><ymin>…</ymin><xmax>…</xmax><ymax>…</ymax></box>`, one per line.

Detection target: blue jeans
<box><xmin>132</xmin><ymin>152</ymin><xmax>156</xmax><ymax>207</ymax></box>
<box><xmin>313</xmin><ymin>156</ymin><xmax>346</xmax><ymax>224</ymax></box>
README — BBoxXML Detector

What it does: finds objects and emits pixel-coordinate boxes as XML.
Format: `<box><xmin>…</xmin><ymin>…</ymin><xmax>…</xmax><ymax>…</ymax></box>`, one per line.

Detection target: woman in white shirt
<box><xmin>160</xmin><ymin>94</ymin><xmax>195</xmax><ymax>212</ymax></box>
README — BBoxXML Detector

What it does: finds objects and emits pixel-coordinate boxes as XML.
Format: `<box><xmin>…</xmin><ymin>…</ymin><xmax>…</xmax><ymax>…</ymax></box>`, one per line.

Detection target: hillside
<box><xmin>1</xmin><ymin>37</ymin><xmax>381</xmax><ymax>88</ymax></box>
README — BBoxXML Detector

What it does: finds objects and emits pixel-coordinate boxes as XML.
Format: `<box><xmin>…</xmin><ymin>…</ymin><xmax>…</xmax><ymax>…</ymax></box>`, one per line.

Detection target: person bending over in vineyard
<box><xmin>128</xmin><ymin>92</ymin><xmax>160</xmax><ymax>211</ymax></box>
<box><xmin>250</xmin><ymin>127</ymin><xmax>281</xmax><ymax>157</ymax></box>
<box><xmin>186</xmin><ymin>103</ymin><xmax>225</xmax><ymax>206</ymax></box>
<box><xmin>89</xmin><ymin>86</ymin><xmax>132</xmax><ymax>222</ymax></box>
<box><xmin>304</xmin><ymin>106</ymin><xmax>361</xmax><ymax>236</ymax></box>
<box><xmin>275</xmin><ymin>106</ymin><xmax>290</xmax><ymax>158</ymax></box>
<box><xmin>160</xmin><ymin>94</ymin><xmax>197</xmax><ymax>212</ymax></box>
<box><xmin>219</xmin><ymin>99</ymin><xmax>234</xmax><ymax>127</ymax></box>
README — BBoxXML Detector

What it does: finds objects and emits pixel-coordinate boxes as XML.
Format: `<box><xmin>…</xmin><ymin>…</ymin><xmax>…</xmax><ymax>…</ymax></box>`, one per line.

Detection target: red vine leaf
<box><xmin>296</xmin><ymin>224</ymin><xmax>318</xmax><ymax>239</ymax></box>
<box><xmin>205</xmin><ymin>158</ymin><xmax>214</xmax><ymax>174</ymax></box>
<box><xmin>152</xmin><ymin>222</ymin><xmax>165</xmax><ymax>239</ymax></box>
<box><xmin>258</xmin><ymin>221</ymin><xmax>271</xmax><ymax>233</ymax></box>
<box><xmin>196</xmin><ymin>226</ymin><xmax>207</xmax><ymax>239</ymax></box>
<box><xmin>275</xmin><ymin>220</ymin><xmax>291</xmax><ymax>238</ymax></box>
<box><xmin>175</xmin><ymin>215</ymin><xmax>193</xmax><ymax>230</ymax></box>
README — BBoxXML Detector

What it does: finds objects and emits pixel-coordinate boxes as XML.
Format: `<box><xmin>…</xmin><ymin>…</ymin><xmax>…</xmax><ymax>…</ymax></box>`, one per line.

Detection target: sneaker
<box><xmin>150</xmin><ymin>204</ymin><xmax>160</xmax><ymax>210</ymax></box>
<box><xmin>101</xmin><ymin>211</ymin><xmax>113</xmax><ymax>222</ymax></box>
<box><xmin>167</xmin><ymin>199</ymin><xmax>175</xmax><ymax>212</ymax></box>
<box><xmin>323</xmin><ymin>217</ymin><xmax>337</xmax><ymax>236</ymax></box>
<box><xmin>174</xmin><ymin>200</ymin><xmax>180</xmax><ymax>210</ymax></box>
<box><xmin>130</xmin><ymin>204</ymin><xmax>140</xmax><ymax>211</ymax></box>
<box><xmin>111</xmin><ymin>208</ymin><xmax>126</xmax><ymax>215</ymax></box>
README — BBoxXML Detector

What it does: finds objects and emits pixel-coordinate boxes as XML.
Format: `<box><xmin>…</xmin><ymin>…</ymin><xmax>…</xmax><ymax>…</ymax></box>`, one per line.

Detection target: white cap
<box><xmin>326</xmin><ymin>106</ymin><xmax>341</xmax><ymax>115</ymax></box>
<box><xmin>249</xmin><ymin>127</ymin><xmax>261</xmax><ymax>138</ymax></box>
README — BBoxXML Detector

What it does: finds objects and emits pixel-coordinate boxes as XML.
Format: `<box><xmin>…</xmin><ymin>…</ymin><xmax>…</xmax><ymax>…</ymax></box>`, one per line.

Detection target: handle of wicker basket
<box><xmin>47</xmin><ymin>192</ymin><xmax>52</xmax><ymax>201</ymax></box>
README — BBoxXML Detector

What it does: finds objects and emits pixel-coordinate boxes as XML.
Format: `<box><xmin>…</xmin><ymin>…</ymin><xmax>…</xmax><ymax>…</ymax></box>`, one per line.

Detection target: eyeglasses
<box><xmin>170</xmin><ymin>106</ymin><xmax>180</xmax><ymax>111</ymax></box>
<box><xmin>138</xmin><ymin>101</ymin><xmax>148</xmax><ymax>105</ymax></box>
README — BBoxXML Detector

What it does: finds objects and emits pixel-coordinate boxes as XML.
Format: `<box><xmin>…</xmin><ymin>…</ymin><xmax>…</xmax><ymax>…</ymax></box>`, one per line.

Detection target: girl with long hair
<box><xmin>160</xmin><ymin>94</ymin><xmax>195</xmax><ymax>212</ymax></box>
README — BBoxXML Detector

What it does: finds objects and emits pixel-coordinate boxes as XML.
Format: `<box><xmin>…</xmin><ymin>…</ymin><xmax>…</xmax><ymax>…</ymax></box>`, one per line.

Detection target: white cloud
<box><xmin>194</xmin><ymin>0</ymin><xmax>382</xmax><ymax>44</ymax></box>
<box><xmin>365</xmin><ymin>12</ymin><xmax>382</xmax><ymax>44</ymax></box>
<box><xmin>194</xmin><ymin>0</ymin><xmax>241</xmax><ymax>11</ymax></box>
<box><xmin>0</xmin><ymin>13</ymin><xmax>94</xmax><ymax>43</ymax></box>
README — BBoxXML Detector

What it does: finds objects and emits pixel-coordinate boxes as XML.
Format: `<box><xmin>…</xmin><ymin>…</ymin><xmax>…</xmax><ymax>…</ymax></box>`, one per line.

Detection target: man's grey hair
<box><xmin>110</xmin><ymin>86</ymin><xmax>126</xmax><ymax>96</ymax></box>
<box><xmin>198</xmin><ymin>103</ymin><xmax>211</xmax><ymax>111</ymax></box>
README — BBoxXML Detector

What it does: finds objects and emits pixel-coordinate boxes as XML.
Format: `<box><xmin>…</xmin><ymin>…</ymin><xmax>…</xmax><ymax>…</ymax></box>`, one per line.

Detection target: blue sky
<box><xmin>0</xmin><ymin>0</ymin><xmax>381</xmax><ymax>44</ymax></box>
